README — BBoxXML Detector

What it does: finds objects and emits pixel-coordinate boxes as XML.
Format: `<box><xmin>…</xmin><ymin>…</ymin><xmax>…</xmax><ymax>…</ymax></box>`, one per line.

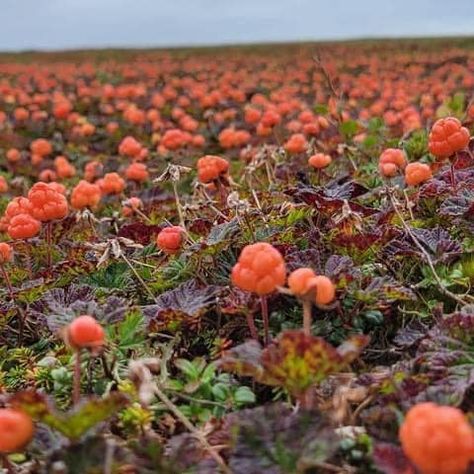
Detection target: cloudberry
<box><xmin>428</xmin><ymin>117</ymin><xmax>470</xmax><ymax>158</ymax></box>
<box><xmin>30</xmin><ymin>138</ymin><xmax>52</xmax><ymax>157</ymax></box>
<box><xmin>405</xmin><ymin>162</ymin><xmax>432</xmax><ymax>187</ymax></box>
<box><xmin>68</xmin><ymin>315</ymin><xmax>105</xmax><ymax>349</ymax></box>
<box><xmin>28</xmin><ymin>182</ymin><xmax>69</xmax><ymax>221</ymax></box>
<box><xmin>0</xmin><ymin>408</ymin><xmax>34</xmax><ymax>453</ymax></box>
<box><xmin>312</xmin><ymin>275</ymin><xmax>336</xmax><ymax>305</ymax></box>
<box><xmin>284</xmin><ymin>133</ymin><xmax>307</xmax><ymax>154</ymax></box>
<box><xmin>6</xmin><ymin>148</ymin><xmax>21</xmax><ymax>163</ymax></box>
<box><xmin>379</xmin><ymin>148</ymin><xmax>407</xmax><ymax>177</ymax></box>
<box><xmin>399</xmin><ymin>402</ymin><xmax>474</xmax><ymax>474</ymax></box>
<box><xmin>4</xmin><ymin>197</ymin><xmax>33</xmax><ymax>221</ymax></box>
<box><xmin>8</xmin><ymin>213</ymin><xmax>41</xmax><ymax>239</ymax></box>
<box><xmin>308</xmin><ymin>153</ymin><xmax>332</xmax><ymax>169</ymax></box>
<box><xmin>231</xmin><ymin>242</ymin><xmax>286</xmax><ymax>295</ymax></box>
<box><xmin>0</xmin><ymin>176</ymin><xmax>8</xmax><ymax>193</ymax></box>
<box><xmin>288</xmin><ymin>268</ymin><xmax>318</xmax><ymax>297</ymax></box>
<box><xmin>125</xmin><ymin>162</ymin><xmax>149</xmax><ymax>182</ymax></box>
<box><xmin>0</xmin><ymin>242</ymin><xmax>13</xmax><ymax>264</ymax></box>
<box><xmin>197</xmin><ymin>155</ymin><xmax>229</xmax><ymax>184</ymax></box>
<box><xmin>100</xmin><ymin>172</ymin><xmax>125</xmax><ymax>195</ymax></box>
<box><xmin>156</xmin><ymin>226</ymin><xmax>184</xmax><ymax>254</ymax></box>
<box><xmin>71</xmin><ymin>180</ymin><xmax>101</xmax><ymax>210</ymax></box>
<box><xmin>119</xmin><ymin>136</ymin><xmax>142</xmax><ymax>158</ymax></box>
<box><xmin>122</xmin><ymin>197</ymin><xmax>143</xmax><ymax>217</ymax></box>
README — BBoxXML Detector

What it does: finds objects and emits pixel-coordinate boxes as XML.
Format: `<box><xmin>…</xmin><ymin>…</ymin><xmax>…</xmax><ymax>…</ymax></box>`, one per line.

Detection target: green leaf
<box><xmin>233</xmin><ymin>386</ymin><xmax>256</xmax><ymax>405</ymax></box>
<box><xmin>11</xmin><ymin>390</ymin><xmax>129</xmax><ymax>441</ymax></box>
<box><xmin>175</xmin><ymin>359</ymin><xmax>200</xmax><ymax>380</ymax></box>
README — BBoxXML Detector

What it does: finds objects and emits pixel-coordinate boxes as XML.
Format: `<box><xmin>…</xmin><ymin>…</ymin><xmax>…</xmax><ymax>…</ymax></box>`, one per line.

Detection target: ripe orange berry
<box><xmin>4</xmin><ymin>197</ymin><xmax>33</xmax><ymax>221</ymax></box>
<box><xmin>284</xmin><ymin>133</ymin><xmax>308</xmax><ymax>154</ymax></box>
<box><xmin>71</xmin><ymin>180</ymin><xmax>101</xmax><ymax>210</ymax></box>
<box><xmin>156</xmin><ymin>226</ymin><xmax>184</xmax><ymax>254</ymax></box>
<box><xmin>119</xmin><ymin>136</ymin><xmax>142</xmax><ymax>158</ymax></box>
<box><xmin>379</xmin><ymin>148</ymin><xmax>407</xmax><ymax>178</ymax></box>
<box><xmin>0</xmin><ymin>176</ymin><xmax>8</xmax><ymax>193</ymax></box>
<box><xmin>30</xmin><ymin>138</ymin><xmax>52</xmax><ymax>157</ymax></box>
<box><xmin>54</xmin><ymin>156</ymin><xmax>76</xmax><ymax>179</ymax></box>
<box><xmin>84</xmin><ymin>161</ymin><xmax>103</xmax><ymax>182</ymax></box>
<box><xmin>288</xmin><ymin>268</ymin><xmax>318</xmax><ymax>296</ymax></box>
<box><xmin>0</xmin><ymin>242</ymin><xmax>13</xmax><ymax>264</ymax></box>
<box><xmin>6</xmin><ymin>148</ymin><xmax>21</xmax><ymax>163</ymax></box>
<box><xmin>231</xmin><ymin>242</ymin><xmax>286</xmax><ymax>295</ymax></box>
<box><xmin>7</xmin><ymin>213</ymin><xmax>41</xmax><ymax>240</ymax></box>
<box><xmin>197</xmin><ymin>155</ymin><xmax>229</xmax><ymax>184</ymax></box>
<box><xmin>308</xmin><ymin>153</ymin><xmax>332</xmax><ymax>169</ymax></box>
<box><xmin>428</xmin><ymin>117</ymin><xmax>470</xmax><ymax>158</ymax></box>
<box><xmin>399</xmin><ymin>402</ymin><xmax>474</xmax><ymax>474</ymax></box>
<box><xmin>68</xmin><ymin>315</ymin><xmax>105</xmax><ymax>349</ymax></box>
<box><xmin>100</xmin><ymin>172</ymin><xmax>125</xmax><ymax>195</ymax></box>
<box><xmin>28</xmin><ymin>182</ymin><xmax>69</xmax><ymax>221</ymax></box>
<box><xmin>405</xmin><ymin>162</ymin><xmax>432</xmax><ymax>187</ymax></box>
<box><xmin>0</xmin><ymin>408</ymin><xmax>34</xmax><ymax>453</ymax></box>
<box><xmin>125</xmin><ymin>162</ymin><xmax>149</xmax><ymax>182</ymax></box>
<box><xmin>312</xmin><ymin>275</ymin><xmax>336</xmax><ymax>305</ymax></box>
<box><xmin>121</xmin><ymin>197</ymin><xmax>143</xmax><ymax>217</ymax></box>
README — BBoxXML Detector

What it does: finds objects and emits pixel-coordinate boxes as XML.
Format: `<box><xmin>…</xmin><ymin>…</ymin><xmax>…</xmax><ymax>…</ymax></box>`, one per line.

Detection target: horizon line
<box><xmin>1</xmin><ymin>33</ymin><xmax>473</xmax><ymax>55</ymax></box>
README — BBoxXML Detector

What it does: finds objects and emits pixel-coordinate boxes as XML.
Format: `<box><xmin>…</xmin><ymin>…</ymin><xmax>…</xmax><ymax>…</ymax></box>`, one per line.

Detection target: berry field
<box><xmin>0</xmin><ymin>39</ymin><xmax>473</xmax><ymax>473</ymax></box>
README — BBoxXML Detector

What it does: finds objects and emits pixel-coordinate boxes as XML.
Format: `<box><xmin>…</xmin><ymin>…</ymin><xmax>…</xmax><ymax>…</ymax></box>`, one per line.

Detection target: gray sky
<box><xmin>1</xmin><ymin>0</ymin><xmax>473</xmax><ymax>51</ymax></box>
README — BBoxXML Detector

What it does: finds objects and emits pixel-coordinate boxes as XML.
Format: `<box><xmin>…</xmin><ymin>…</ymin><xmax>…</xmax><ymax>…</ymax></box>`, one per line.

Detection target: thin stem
<box><xmin>172</xmin><ymin>181</ymin><xmax>186</xmax><ymax>230</ymax></box>
<box><xmin>449</xmin><ymin>161</ymin><xmax>456</xmax><ymax>189</ymax></box>
<box><xmin>0</xmin><ymin>264</ymin><xmax>14</xmax><ymax>299</ymax></box>
<box><xmin>245</xmin><ymin>311</ymin><xmax>259</xmax><ymax>341</ymax></box>
<box><xmin>1</xmin><ymin>455</ymin><xmax>15</xmax><ymax>474</ymax></box>
<box><xmin>260</xmin><ymin>296</ymin><xmax>270</xmax><ymax>346</ymax></box>
<box><xmin>214</xmin><ymin>179</ymin><xmax>228</xmax><ymax>207</ymax></box>
<box><xmin>302</xmin><ymin>300</ymin><xmax>312</xmax><ymax>336</ymax></box>
<box><xmin>388</xmin><ymin>189</ymin><xmax>472</xmax><ymax>306</ymax></box>
<box><xmin>153</xmin><ymin>384</ymin><xmax>231</xmax><ymax>474</ymax></box>
<box><xmin>73</xmin><ymin>349</ymin><xmax>82</xmax><ymax>405</ymax></box>
<box><xmin>46</xmin><ymin>221</ymin><xmax>53</xmax><ymax>269</ymax></box>
<box><xmin>121</xmin><ymin>253</ymin><xmax>156</xmax><ymax>302</ymax></box>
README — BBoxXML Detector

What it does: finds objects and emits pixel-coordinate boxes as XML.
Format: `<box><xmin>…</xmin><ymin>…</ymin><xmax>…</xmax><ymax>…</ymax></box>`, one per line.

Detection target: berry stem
<box><xmin>172</xmin><ymin>181</ymin><xmax>186</xmax><ymax>230</ymax></box>
<box><xmin>215</xmin><ymin>179</ymin><xmax>228</xmax><ymax>207</ymax></box>
<box><xmin>245</xmin><ymin>311</ymin><xmax>259</xmax><ymax>341</ymax></box>
<box><xmin>260</xmin><ymin>296</ymin><xmax>270</xmax><ymax>346</ymax></box>
<box><xmin>1</xmin><ymin>455</ymin><xmax>15</xmax><ymax>474</ymax></box>
<box><xmin>302</xmin><ymin>299</ymin><xmax>312</xmax><ymax>336</ymax></box>
<box><xmin>449</xmin><ymin>161</ymin><xmax>456</xmax><ymax>189</ymax></box>
<box><xmin>73</xmin><ymin>349</ymin><xmax>82</xmax><ymax>405</ymax></box>
<box><xmin>45</xmin><ymin>221</ymin><xmax>53</xmax><ymax>269</ymax></box>
<box><xmin>0</xmin><ymin>263</ymin><xmax>14</xmax><ymax>300</ymax></box>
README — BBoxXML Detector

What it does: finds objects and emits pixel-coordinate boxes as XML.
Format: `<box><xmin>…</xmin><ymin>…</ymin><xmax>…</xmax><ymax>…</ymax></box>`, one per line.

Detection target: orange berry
<box><xmin>100</xmin><ymin>172</ymin><xmax>125</xmax><ymax>195</ymax></box>
<box><xmin>122</xmin><ymin>197</ymin><xmax>143</xmax><ymax>217</ymax></box>
<box><xmin>313</xmin><ymin>275</ymin><xmax>336</xmax><ymax>305</ymax></box>
<box><xmin>0</xmin><ymin>408</ymin><xmax>34</xmax><ymax>453</ymax></box>
<box><xmin>379</xmin><ymin>148</ymin><xmax>407</xmax><ymax>178</ymax></box>
<box><xmin>71</xmin><ymin>180</ymin><xmax>101</xmax><ymax>210</ymax></box>
<box><xmin>0</xmin><ymin>242</ymin><xmax>13</xmax><ymax>264</ymax></box>
<box><xmin>231</xmin><ymin>242</ymin><xmax>286</xmax><ymax>295</ymax></box>
<box><xmin>284</xmin><ymin>133</ymin><xmax>308</xmax><ymax>154</ymax></box>
<box><xmin>54</xmin><ymin>156</ymin><xmax>76</xmax><ymax>179</ymax></box>
<box><xmin>0</xmin><ymin>176</ymin><xmax>8</xmax><ymax>193</ymax></box>
<box><xmin>156</xmin><ymin>226</ymin><xmax>184</xmax><ymax>254</ymax></box>
<box><xmin>288</xmin><ymin>268</ymin><xmax>318</xmax><ymax>296</ymax></box>
<box><xmin>4</xmin><ymin>197</ymin><xmax>33</xmax><ymax>220</ymax></box>
<box><xmin>6</xmin><ymin>148</ymin><xmax>21</xmax><ymax>163</ymax></box>
<box><xmin>7</xmin><ymin>213</ymin><xmax>41</xmax><ymax>240</ymax></box>
<box><xmin>399</xmin><ymin>402</ymin><xmax>474</xmax><ymax>474</ymax></box>
<box><xmin>68</xmin><ymin>315</ymin><xmax>105</xmax><ymax>349</ymax></box>
<box><xmin>125</xmin><ymin>162</ymin><xmax>149</xmax><ymax>182</ymax></box>
<box><xmin>28</xmin><ymin>182</ymin><xmax>69</xmax><ymax>221</ymax></box>
<box><xmin>405</xmin><ymin>162</ymin><xmax>432</xmax><ymax>186</ymax></box>
<box><xmin>428</xmin><ymin>117</ymin><xmax>470</xmax><ymax>158</ymax></box>
<box><xmin>30</xmin><ymin>138</ymin><xmax>52</xmax><ymax>157</ymax></box>
<box><xmin>197</xmin><ymin>155</ymin><xmax>229</xmax><ymax>184</ymax></box>
<box><xmin>308</xmin><ymin>153</ymin><xmax>332</xmax><ymax>169</ymax></box>
<box><xmin>119</xmin><ymin>136</ymin><xmax>142</xmax><ymax>158</ymax></box>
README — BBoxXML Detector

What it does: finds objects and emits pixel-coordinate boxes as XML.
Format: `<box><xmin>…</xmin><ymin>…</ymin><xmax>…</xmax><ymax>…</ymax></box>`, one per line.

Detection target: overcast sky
<box><xmin>1</xmin><ymin>0</ymin><xmax>473</xmax><ymax>51</ymax></box>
